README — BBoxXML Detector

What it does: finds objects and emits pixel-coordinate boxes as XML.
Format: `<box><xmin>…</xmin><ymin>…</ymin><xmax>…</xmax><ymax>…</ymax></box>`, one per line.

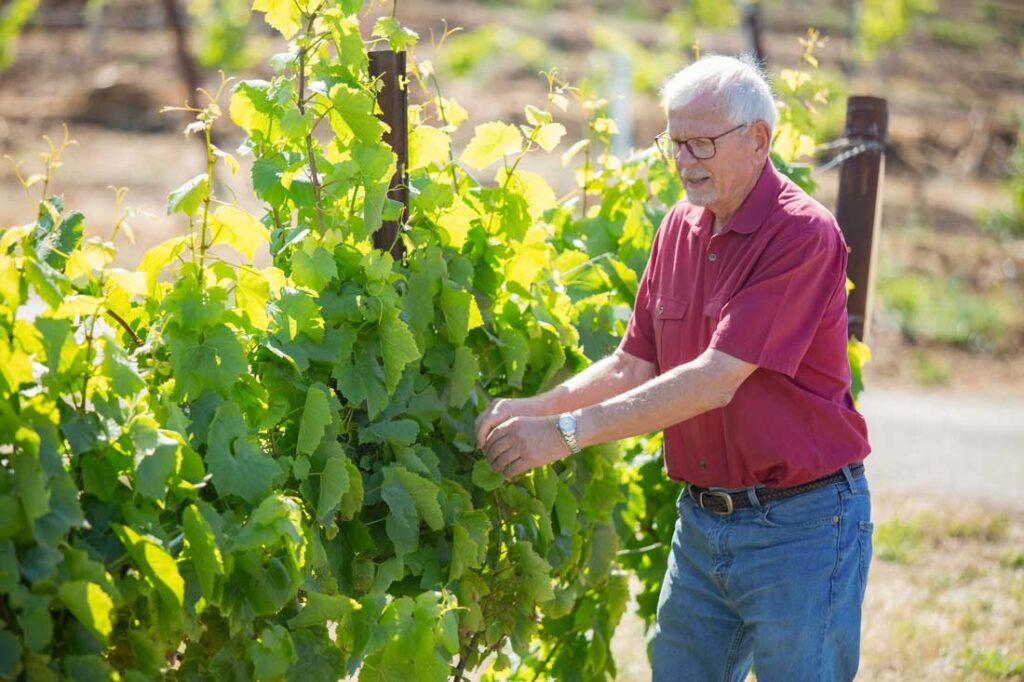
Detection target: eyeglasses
<box><xmin>654</xmin><ymin>123</ymin><xmax>748</xmax><ymax>161</ymax></box>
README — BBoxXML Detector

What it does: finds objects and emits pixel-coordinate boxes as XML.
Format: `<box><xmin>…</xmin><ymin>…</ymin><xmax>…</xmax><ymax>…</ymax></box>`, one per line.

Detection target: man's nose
<box><xmin>675</xmin><ymin>145</ymin><xmax>701</xmax><ymax>171</ymax></box>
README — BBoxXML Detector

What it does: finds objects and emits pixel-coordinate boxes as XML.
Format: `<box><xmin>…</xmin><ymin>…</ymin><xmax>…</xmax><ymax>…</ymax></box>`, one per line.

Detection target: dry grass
<box><xmin>610</xmin><ymin>491</ymin><xmax>1024</xmax><ymax>681</ymax></box>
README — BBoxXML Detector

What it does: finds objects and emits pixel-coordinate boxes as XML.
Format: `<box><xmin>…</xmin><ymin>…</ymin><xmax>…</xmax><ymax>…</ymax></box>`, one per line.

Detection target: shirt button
<box><xmin>657</xmin><ymin>304</ymin><xmax>664</xmax><ymax>315</ymax></box>
<box><xmin>708</xmin><ymin>253</ymin><xmax>717</xmax><ymax>262</ymax></box>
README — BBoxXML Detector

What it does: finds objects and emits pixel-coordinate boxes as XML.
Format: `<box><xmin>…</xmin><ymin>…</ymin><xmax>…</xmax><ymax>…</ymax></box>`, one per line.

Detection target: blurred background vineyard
<box><xmin>2</xmin><ymin>0</ymin><xmax>1023</xmax><ymax>394</ymax></box>
<box><xmin>1</xmin><ymin>0</ymin><xmax>1023</xmax><ymax>679</ymax></box>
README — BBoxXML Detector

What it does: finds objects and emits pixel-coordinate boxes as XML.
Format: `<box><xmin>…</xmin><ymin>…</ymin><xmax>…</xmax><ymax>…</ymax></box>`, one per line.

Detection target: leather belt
<box><xmin>687</xmin><ymin>463</ymin><xmax>865</xmax><ymax>515</ymax></box>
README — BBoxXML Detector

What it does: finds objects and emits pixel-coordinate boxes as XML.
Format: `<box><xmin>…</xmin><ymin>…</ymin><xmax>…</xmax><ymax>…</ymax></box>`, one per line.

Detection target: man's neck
<box><xmin>709</xmin><ymin>163</ymin><xmax>764</xmax><ymax>235</ymax></box>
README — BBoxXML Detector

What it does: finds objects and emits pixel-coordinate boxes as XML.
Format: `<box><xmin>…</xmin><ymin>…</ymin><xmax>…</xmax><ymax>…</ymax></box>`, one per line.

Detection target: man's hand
<box><xmin>483</xmin><ymin>416</ymin><xmax>570</xmax><ymax>478</ymax></box>
<box><xmin>474</xmin><ymin>397</ymin><xmax>545</xmax><ymax>450</ymax></box>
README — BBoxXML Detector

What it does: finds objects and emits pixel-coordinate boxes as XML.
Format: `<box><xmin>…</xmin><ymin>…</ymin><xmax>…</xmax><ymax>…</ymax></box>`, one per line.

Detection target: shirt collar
<box><xmin>690</xmin><ymin>159</ymin><xmax>784</xmax><ymax>237</ymax></box>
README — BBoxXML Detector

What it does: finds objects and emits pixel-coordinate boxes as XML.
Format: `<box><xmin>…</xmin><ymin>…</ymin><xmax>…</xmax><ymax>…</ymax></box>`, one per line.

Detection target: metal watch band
<box><xmin>557</xmin><ymin>413</ymin><xmax>581</xmax><ymax>455</ymax></box>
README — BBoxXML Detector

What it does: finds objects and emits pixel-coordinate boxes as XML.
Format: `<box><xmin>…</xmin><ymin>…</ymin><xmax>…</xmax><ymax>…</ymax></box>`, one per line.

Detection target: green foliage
<box><xmin>877</xmin><ymin>268</ymin><xmax>1018</xmax><ymax>351</ymax></box>
<box><xmin>0</xmin><ymin>0</ymin><xmax>39</xmax><ymax>69</ymax></box>
<box><xmin>875</xmin><ymin>516</ymin><xmax>928</xmax><ymax>564</ymax></box>
<box><xmin>855</xmin><ymin>0</ymin><xmax>936</xmax><ymax>60</ymax></box>
<box><xmin>0</xmin><ymin>5</ymin><xmax>868</xmax><ymax>678</ymax></box>
<box><xmin>960</xmin><ymin>646</ymin><xmax>1024</xmax><ymax>679</ymax></box>
<box><xmin>985</xmin><ymin>120</ymin><xmax>1024</xmax><ymax>239</ymax></box>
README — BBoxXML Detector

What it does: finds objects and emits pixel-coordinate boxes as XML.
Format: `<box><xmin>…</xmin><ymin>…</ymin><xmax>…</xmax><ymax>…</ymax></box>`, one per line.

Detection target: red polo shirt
<box><xmin>619</xmin><ymin>160</ymin><xmax>871</xmax><ymax>488</ymax></box>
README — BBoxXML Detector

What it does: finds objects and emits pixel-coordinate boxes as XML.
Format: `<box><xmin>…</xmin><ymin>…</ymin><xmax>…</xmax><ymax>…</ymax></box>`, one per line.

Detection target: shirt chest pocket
<box><xmin>650</xmin><ymin>294</ymin><xmax>690</xmax><ymax>370</ymax></box>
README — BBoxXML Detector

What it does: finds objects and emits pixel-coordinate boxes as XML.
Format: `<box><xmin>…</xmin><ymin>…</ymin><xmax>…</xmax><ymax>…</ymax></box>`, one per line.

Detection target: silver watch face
<box><xmin>558</xmin><ymin>414</ymin><xmax>575</xmax><ymax>433</ymax></box>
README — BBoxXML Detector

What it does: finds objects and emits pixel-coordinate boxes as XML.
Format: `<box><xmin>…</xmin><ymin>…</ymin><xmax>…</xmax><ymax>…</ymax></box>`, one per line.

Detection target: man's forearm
<box><xmin>575</xmin><ymin>354</ymin><xmax>731</xmax><ymax>448</ymax></box>
<box><xmin>532</xmin><ymin>351</ymin><xmax>653</xmax><ymax>415</ymax></box>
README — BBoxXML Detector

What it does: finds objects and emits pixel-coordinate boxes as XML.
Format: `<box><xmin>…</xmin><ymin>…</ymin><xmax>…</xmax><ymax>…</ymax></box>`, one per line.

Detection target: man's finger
<box><xmin>476</xmin><ymin>407</ymin><xmax>502</xmax><ymax>449</ymax></box>
<box><xmin>486</xmin><ymin>441</ymin><xmax>516</xmax><ymax>472</ymax></box>
<box><xmin>490</xmin><ymin>444</ymin><xmax>520</xmax><ymax>474</ymax></box>
<box><xmin>504</xmin><ymin>458</ymin><xmax>531</xmax><ymax>478</ymax></box>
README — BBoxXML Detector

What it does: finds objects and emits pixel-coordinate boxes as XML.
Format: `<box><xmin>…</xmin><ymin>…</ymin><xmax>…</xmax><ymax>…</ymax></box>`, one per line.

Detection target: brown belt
<box><xmin>687</xmin><ymin>463</ymin><xmax>865</xmax><ymax>515</ymax></box>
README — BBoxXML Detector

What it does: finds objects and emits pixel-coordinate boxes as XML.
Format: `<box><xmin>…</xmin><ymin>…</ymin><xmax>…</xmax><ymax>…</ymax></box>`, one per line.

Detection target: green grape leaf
<box><xmin>236</xmin><ymin>267</ymin><xmax>271</xmax><ymax>329</ymax></box>
<box><xmin>33</xmin><ymin>209</ymin><xmax>84</xmax><ymax>270</ymax></box>
<box><xmin>13</xmin><ymin>588</ymin><xmax>53</xmax><ymax>652</ymax></box>
<box><xmin>409</xmin><ymin>125</ymin><xmax>451</xmax><ymax>170</ymax></box>
<box><xmin>585</xmin><ymin>521</ymin><xmax>618</xmax><ymax>586</ymax></box>
<box><xmin>167</xmin><ymin>323</ymin><xmax>246</xmax><ymax>400</ymax></box>
<box><xmin>439</xmin><ymin>288</ymin><xmax>482</xmax><ymax>346</ymax></box>
<box><xmin>101</xmin><ymin>338</ymin><xmax>145</xmax><ymax>397</ymax></box>
<box><xmin>361</xmin><ymin>419</ymin><xmax>419</xmax><ymax>447</ymax></box>
<box><xmin>251</xmin><ymin>158</ymin><xmax>290</xmax><ymax>207</ymax></box>
<box><xmin>372</xmin><ymin>16</ymin><xmax>419</xmax><ymax>52</ymax></box>
<box><xmin>381</xmin><ymin>465</ymin><xmax>443</xmax><ymax>555</ymax></box>
<box><xmin>13</xmin><ymin>449</ymin><xmax>49</xmax><ymax>522</ymax></box>
<box><xmin>130</xmin><ymin>418</ymin><xmax>185</xmax><ymax>502</ymax></box>
<box><xmin>288</xmin><ymin>591</ymin><xmax>359</xmax><ymax>629</ymax></box>
<box><xmin>534</xmin><ymin>122</ymin><xmax>567</xmax><ymax>152</ymax></box>
<box><xmin>138</xmin><ymin>235</ymin><xmax>190</xmax><ymax>294</ymax></box>
<box><xmin>450</xmin><ymin>510</ymin><xmax>491</xmax><ymax>580</ymax></box>
<box><xmin>113</xmin><ymin>525</ymin><xmax>184</xmax><ymax>610</ymax></box>
<box><xmin>206</xmin><ymin>402</ymin><xmax>284</xmax><ymax>503</ymax></box>
<box><xmin>498</xmin><ymin>327</ymin><xmax>530</xmax><ymax>388</ymax></box>
<box><xmin>0</xmin><ymin>541</ymin><xmax>18</xmax><ymax>592</ymax></box>
<box><xmin>182</xmin><ymin>505</ymin><xmax>224</xmax><ymax>602</ymax></box>
<box><xmin>460</xmin><ymin>121</ymin><xmax>522</xmax><ymax>170</ymax></box>
<box><xmin>167</xmin><ymin>173</ymin><xmax>209</xmax><ymax>216</ymax></box>
<box><xmin>297</xmin><ymin>384</ymin><xmax>333</xmax><ymax>456</ymax></box>
<box><xmin>252</xmin><ymin>0</ymin><xmax>305</xmax><ymax>39</ymax></box>
<box><xmin>247</xmin><ymin>625</ymin><xmax>296</xmax><ymax>681</ymax></box>
<box><xmin>470</xmin><ymin>458</ymin><xmax>504</xmax><ymax>491</ymax></box>
<box><xmin>496</xmin><ymin>167</ymin><xmax>556</xmax><ymax>220</ymax></box>
<box><xmin>0</xmin><ymin>629</ymin><xmax>21</xmax><ymax>679</ymax></box>
<box><xmin>23</xmin><ymin>257</ymin><xmax>64</xmax><ymax>309</ymax></box>
<box><xmin>339</xmin><ymin>458</ymin><xmax>364</xmax><ymax>520</ymax></box>
<box><xmin>209</xmin><ymin>205</ymin><xmax>269</xmax><ymax>260</ymax></box>
<box><xmin>317</xmin><ymin>455</ymin><xmax>351</xmax><ymax>524</ymax></box>
<box><xmin>332</xmin><ymin>85</ymin><xmax>386</xmax><ymax>144</ymax></box>
<box><xmin>334</xmin><ymin>351</ymin><xmax>389</xmax><ymax>420</ymax></box>
<box><xmin>379</xmin><ymin>311</ymin><xmax>420</xmax><ymax>394</ymax></box>
<box><xmin>511</xmin><ymin>540</ymin><xmax>554</xmax><ymax>603</ymax></box>
<box><xmin>448</xmin><ymin>346</ymin><xmax>478</xmax><ymax>409</ymax></box>
<box><xmin>291</xmin><ymin>245</ymin><xmax>337</xmax><ymax>291</ymax></box>
<box><xmin>58</xmin><ymin>581</ymin><xmax>114</xmax><ymax>644</ymax></box>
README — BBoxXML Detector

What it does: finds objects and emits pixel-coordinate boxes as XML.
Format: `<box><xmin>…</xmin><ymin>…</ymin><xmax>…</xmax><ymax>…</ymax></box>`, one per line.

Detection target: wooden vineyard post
<box><xmin>835</xmin><ymin>96</ymin><xmax>887</xmax><ymax>342</ymax></box>
<box><xmin>369</xmin><ymin>50</ymin><xmax>409</xmax><ymax>261</ymax></box>
<box><xmin>741</xmin><ymin>1</ymin><xmax>767</xmax><ymax>66</ymax></box>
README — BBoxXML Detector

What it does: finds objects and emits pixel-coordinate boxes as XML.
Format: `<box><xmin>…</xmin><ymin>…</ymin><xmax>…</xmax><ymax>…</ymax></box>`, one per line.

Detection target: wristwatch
<box><xmin>556</xmin><ymin>412</ymin><xmax>581</xmax><ymax>455</ymax></box>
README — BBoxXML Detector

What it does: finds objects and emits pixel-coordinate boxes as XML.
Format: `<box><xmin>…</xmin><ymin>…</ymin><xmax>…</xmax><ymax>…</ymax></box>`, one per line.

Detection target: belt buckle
<box><xmin>698</xmin><ymin>490</ymin><xmax>734</xmax><ymax>515</ymax></box>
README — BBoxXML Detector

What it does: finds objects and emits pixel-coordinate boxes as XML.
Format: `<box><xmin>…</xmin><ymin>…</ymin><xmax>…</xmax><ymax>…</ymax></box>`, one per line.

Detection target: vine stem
<box><xmin>452</xmin><ymin>631</ymin><xmax>481</xmax><ymax>681</ymax></box>
<box><xmin>298</xmin><ymin>12</ymin><xmax>326</xmax><ymax>235</ymax></box>
<box><xmin>197</xmin><ymin>124</ymin><xmax>216</xmax><ymax>278</ymax></box>
<box><xmin>105</xmin><ymin>310</ymin><xmax>143</xmax><ymax>347</ymax></box>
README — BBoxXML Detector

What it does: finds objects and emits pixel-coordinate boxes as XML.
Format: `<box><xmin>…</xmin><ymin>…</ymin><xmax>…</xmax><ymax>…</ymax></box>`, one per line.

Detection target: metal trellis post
<box><xmin>369</xmin><ymin>50</ymin><xmax>408</xmax><ymax>261</ymax></box>
<box><xmin>835</xmin><ymin>95</ymin><xmax>887</xmax><ymax>343</ymax></box>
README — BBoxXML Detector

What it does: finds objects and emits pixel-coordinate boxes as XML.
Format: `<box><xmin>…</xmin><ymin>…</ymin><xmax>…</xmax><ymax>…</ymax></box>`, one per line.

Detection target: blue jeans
<box><xmin>651</xmin><ymin>468</ymin><xmax>873</xmax><ymax>681</ymax></box>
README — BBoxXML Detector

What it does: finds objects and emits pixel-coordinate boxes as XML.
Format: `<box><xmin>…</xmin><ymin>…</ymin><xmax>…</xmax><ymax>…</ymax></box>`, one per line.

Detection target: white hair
<box><xmin>660</xmin><ymin>54</ymin><xmax>777</xmax><ymax>132</ymax></box>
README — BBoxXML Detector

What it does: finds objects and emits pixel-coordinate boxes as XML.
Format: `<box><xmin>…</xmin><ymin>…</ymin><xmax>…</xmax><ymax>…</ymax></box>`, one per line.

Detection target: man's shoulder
<box><xmin>766</xmin><ymin>182</ymin><xmax>845</xmax><ymax>249</ymax></box>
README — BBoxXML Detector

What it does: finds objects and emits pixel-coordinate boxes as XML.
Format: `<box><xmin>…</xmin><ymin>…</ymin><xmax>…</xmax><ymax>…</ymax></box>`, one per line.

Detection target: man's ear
<box><xmin>752</xmin><ymin>120</ymin><xmax>772</xmax><ymax>161</ymax></box>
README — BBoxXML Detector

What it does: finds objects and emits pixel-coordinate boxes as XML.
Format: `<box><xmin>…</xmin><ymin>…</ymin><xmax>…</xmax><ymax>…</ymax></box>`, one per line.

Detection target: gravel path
<box><xmin>858</xmin><ymin>388</ymin><xmax>1024</xmax><ymax>509</ymax></box>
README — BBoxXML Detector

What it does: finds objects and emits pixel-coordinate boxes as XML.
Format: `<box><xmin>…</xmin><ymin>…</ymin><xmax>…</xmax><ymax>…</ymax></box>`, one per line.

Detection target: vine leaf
<box><xmin>58</xmin><ymin>581</ymin><xmax>114</xmax><ymax>644</ymax></box>
<box><xmin>297</xmin><ymin>383</ymin><xmax>332</xmax><ymax>457</ymax></box>
<box><xmin>166</xmin><ymin>173</ymin><xmax>209</xmax><ymax>216</ymax></box>
<box><xmin>460</xmin><ymin>122</ymin><xmax>523</xmax><ymax>170</ymax></box>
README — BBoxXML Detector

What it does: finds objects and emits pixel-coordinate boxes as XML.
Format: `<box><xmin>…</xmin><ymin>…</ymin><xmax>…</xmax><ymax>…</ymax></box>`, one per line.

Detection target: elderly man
<box><xmin>476</xmin><ymin>55</ymin><xmax>872</xmax><ymax>680</ymax></box>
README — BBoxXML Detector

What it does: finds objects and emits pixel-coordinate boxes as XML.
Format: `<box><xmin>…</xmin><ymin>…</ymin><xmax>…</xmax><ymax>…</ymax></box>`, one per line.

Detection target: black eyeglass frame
<box><xmin>654</xmin><ymin>123</ymin><xmax>749</xmax><ymax>161</ymax></box>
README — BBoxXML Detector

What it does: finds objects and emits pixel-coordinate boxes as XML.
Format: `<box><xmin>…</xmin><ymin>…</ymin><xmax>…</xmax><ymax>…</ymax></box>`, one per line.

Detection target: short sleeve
<box><xmin>617</xmin><ymin>221</ymin><xmax>664</xmax><ymax>363</ymax></box>
<box><xmin>709</xmin><ymin>223</ymin><xmax>846</xmax><ymax>378</ymax></box>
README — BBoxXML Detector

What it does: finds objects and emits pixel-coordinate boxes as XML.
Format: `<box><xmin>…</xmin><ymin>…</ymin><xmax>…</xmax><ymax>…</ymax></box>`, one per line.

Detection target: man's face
<box><xmin>666</xmin><ymin>93</ymin><xmax>765</xmax><ymax>216</ymax></box>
